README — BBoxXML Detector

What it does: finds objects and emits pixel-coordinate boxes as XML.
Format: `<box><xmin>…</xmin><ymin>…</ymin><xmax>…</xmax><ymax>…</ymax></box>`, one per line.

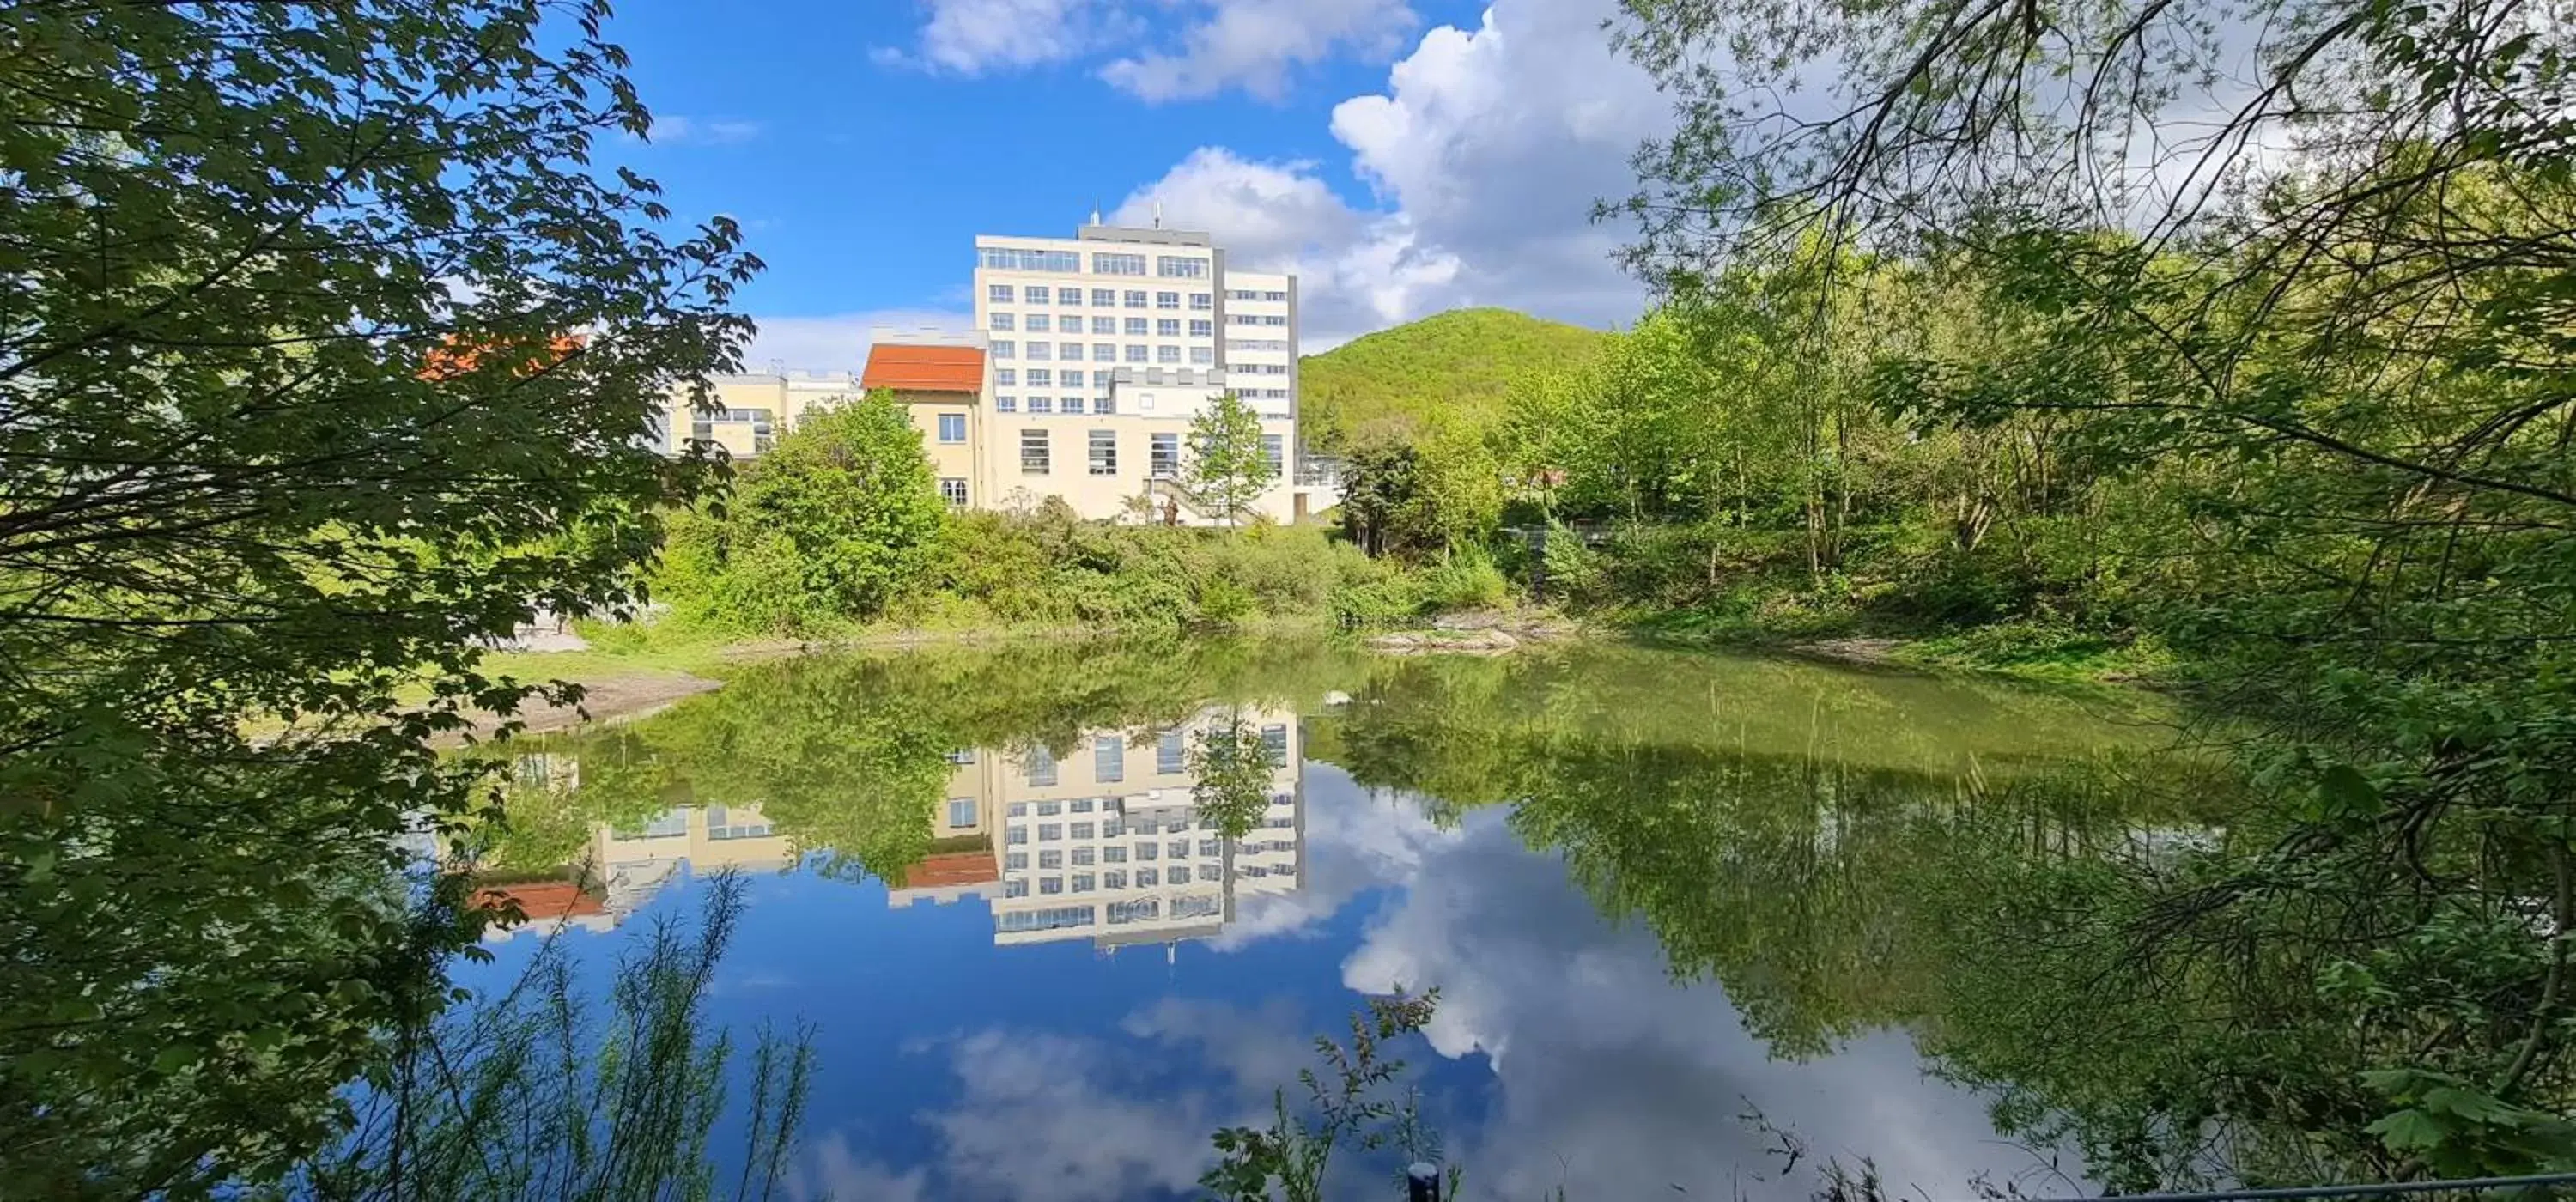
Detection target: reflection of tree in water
<box><xmin>1191</xmin><ymin>712</ymin><xmax>1279</xmax><ymax>841</ymax></box>
<box><xmin>473</xmin><ymin>637</ymin><xmax>1360</xmax><ymax>886</ymax></box>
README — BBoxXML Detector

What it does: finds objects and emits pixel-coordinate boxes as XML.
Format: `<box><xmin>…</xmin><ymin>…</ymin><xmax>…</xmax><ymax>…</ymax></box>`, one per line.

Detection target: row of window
<box><xmin>994</xmin><ymin>396</ymin><xmax>1119</xmax><ymax>415</ymax></box>
<box><xmin>1227</xmin><ymin>313</ymin><xmax>1290</xmax><ymax>327</ymax></box>
<box><xmin>1009</xmin><ymin>828</ymin><xmax>1229</xmax><ymax>856</ymax></box>
<box><xmin>1018</xmin><ymin>430</ymin><xmax>1283</xmax><ymax>477</ymax></box>
<box><xmin>990</xmin><ymin>314</ymin><xmax>1217</xmax><ymax>337</ymax></box>
<box><xmin>1227</xmin><ymin>338</ymin><xmax>1291</xmax><ymax>352</ymax></box>
<box><xmin>977</xmin><ymin>251</ymin><xmax>1210</xmax><ymax>279</ymax></box>
<box><xmin>978</xmin><ymin>247</ymin><xmax>1083</xmax><ymax>273</ymax></box>
<box><xmin>1226</xmin><ymin>288</ymin><xmax>1290</xmax><ymax>301</ymax></box>
<box><xmin>991</xmin><ymin>342</ymin><xmax>1215</xmax><ymax>364</ymax></box>
<box><xmin>1002</xmin><ymin>866</ymin><xmax>1207</xmax><ymax>893</ymax></box>
<box><xmin>987</xmin><ymin>284</ymin><xmax>1214</xmax><ymax>308</ymax></box>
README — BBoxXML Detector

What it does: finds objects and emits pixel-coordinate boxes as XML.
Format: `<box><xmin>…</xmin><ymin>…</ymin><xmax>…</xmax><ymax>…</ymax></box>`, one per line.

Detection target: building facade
<box><xmin>653</xmin><ymin>220</ymin><xmax>1340</xmax><ymax>525</ymax></box>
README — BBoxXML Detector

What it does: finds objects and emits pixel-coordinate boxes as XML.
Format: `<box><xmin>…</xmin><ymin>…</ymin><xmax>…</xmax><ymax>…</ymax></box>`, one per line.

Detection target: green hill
<box><xmin>1298</xmin><ymin>308</ymin><xmax>1608</xmax><ymax>452</ymax></box>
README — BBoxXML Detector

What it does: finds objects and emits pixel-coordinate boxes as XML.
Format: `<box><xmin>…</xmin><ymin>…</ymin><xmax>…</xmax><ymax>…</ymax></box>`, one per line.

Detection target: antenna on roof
<box><xmin>1152</xmin><ymin>200</ymin><xmax>1163</xmax><ymax>229</ymax></box>
<box><xmin>1089</xmin><ymin>206</ymin><xmax>1102</xmax><ymax>227</ymax></box>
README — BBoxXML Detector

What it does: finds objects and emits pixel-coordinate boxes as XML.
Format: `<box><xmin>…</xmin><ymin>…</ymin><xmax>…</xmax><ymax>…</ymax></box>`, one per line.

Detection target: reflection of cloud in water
<box><xmin>791</xmin><ymin>1133</ymin><xmax>929</xmax><ymax>1202</ymax></box>
<box><xmin>1209</xmin><ymin>762</ymin><xmax>1460</xmax><ymax>951</ymax></box>
<box><xmin>1340</xmin><ymin>804</ymin><xmax>2075</xmax><ymax>1201</ymax></box>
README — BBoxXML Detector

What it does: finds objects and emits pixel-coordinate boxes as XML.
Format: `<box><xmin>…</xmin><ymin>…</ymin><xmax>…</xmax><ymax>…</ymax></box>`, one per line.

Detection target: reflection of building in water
<box><xmin>890</xmin><ymin>708</ymin><xmax>1306</xmax><ymax>953</ymax></box>
<box><xmin>586</xmin><ymin>802</ymin><xmax>794</xmax><ymax>920</ymax></box>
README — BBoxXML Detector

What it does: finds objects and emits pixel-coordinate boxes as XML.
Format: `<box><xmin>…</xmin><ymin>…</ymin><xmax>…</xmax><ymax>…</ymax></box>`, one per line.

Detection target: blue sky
<box><xmin>596</xmin><ymin>0</ymin><xmax>1671</xmax><ymax>369</ymax></box>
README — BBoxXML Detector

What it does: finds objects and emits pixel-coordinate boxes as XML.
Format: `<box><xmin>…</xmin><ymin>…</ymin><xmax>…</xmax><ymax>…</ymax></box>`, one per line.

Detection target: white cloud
<box><xmin>872</xmin><ymin>0</ymin><xmax>1121</xmax><ymax>74</ymax></box>
<box><xmin>1112</xmin><ymin>0</ymin><xmax>1670</xmax><ymax>348</ymax></box>
<box><xmin>740</xmin><ymin>309</ymin><xmax>972</xmax><ymax>375</ymax></box>
<box><xmin>1101</xmin><ymin>0</ymin><xmax>1419</xmax><ymax>102</ymax></box>
<box><xmin>628</xmin><ymin>115</ymin><xmax>764</xmax><ymax>145</ymax></box>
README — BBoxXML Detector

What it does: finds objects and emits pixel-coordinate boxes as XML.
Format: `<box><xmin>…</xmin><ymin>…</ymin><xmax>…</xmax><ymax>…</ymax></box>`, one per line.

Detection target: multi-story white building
<box><xmin>967</xmin><ymin>219</ymin><xmax>1334</xmax><ymax>524</ymax></box>
<box><xmin>653</xmin><ymin>218</ymin><xmax>1340</xmax><ymax>525</ymax></box>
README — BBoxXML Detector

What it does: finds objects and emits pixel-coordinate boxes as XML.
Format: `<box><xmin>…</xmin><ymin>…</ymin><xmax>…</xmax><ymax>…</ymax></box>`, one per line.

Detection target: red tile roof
<box><xmin>473</xmin><ymin>880</ymin><xmax>606</xmax><ymax>920</ymax></box>
<box><xmin>862</xmin><ymin>343</ymin><xmax>985</xmax><ymax>394</ymax></box>
<box><xmin>899</xmin><ymin>850</ymin><xmax>1001</xmax><ymax>889</ymax></box>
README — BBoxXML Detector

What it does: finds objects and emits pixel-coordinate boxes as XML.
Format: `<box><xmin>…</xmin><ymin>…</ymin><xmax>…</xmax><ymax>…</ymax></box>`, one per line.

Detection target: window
<box><xmin>1006</xmin><ymin>852</ymin><xmax>1028</xmax><ymax>870</ymax></box>
<box><xmin>1190</xmin><ymin>347</ymin><xmax>1213</xmax><ymax>365</ymax></box>
<box><xmin>1093</xmin><ymin>252</ymin><xmax>1145</xmax><ymax>276</ymax></box>
<box><xmin>1157</xmin><ymin>319</ymin><xmax>1181</xmax><ymax>337</ymax></box>
<box><xmin>1261</xmin><ymin>435</ymin><xmax>1284</xmax><ymax>477</ymax></box>
<box><xmin>1189</xmin><ymin>319</ymin><xmax>1213</xmax><ymax>337</ymax></box>
<box><xmin>1060</xmin><ymin>342</ymin><xmax>1081</xmax><ymax>361</ymax></box>
<box><xmin>1005</xmin><ymin>879</ymin><xmax>1028</xmax><ymax>898</ymax></box>
<box><xmin>1020</xmin><ymin>429</ymin><xmax>1049</xmax><ymax>475</ymax></box>
<box><xmin>991</xmin><ymin>340</ymin><xmax>1015</xmax><ymax>358</ymax></box>
<box><xmin>1169</xmin><ymin>866</ymin><xmax>1191</xmax><ymax>884</ymax></box>
<box><xmin>1156</xmin><ymin>345</ymin><xmax>1180</xmax><ymax>364</ymax></box>
<box><xmin>1169</xmin><ymin>838</ymin><xmax>1191</xmax><ymax>858</ymax></box>
<box><xmin>1092</xmin><ymin>369</ymin><xmax>1115</xmax><ymax>386</ymax></box>
<box><xmin>1071</xmin><ymin>872</ymin><xmax>1096</xmax><ymax>892</ymax></box>
<box><xmin>1007</xmin><ymin>803</ymin><xmax>1027</xmax><ymax>817</ymax></box>
<box><xmin>1071</xmin><ymin>798</ymin><xmax>1094</xmax><ymax>813</ymax></box>
<box><xmin>1058</xmin><ymin>287</ymin><xmax>1082</xmax><ymax>305</ymax></box>
<box><xmin>1072</xmin><ymin>846</ymin><xmax>1096</xmax><ymax>865</ymax></box>
<box><xmin>1228</xmin><ymin>339</ymin><xmax>1291</xmax><ymax>352</ymax></box>
<box><xmin>1190</xmin><ymin>293</ymin><xmax>1212</xmax><ymax>310</ymax></box>
<box><xmin>1038</xmin><ymin>823</ymin><xmax>1062</xmax><ymax>842</ymax></box>
<box><xmin>1091</xmin><ymin>317</ymin><xmax>1115</xmax><ymax>335</ymax></box>
<box><xmin>1135</xmin><ymin>868</ymin><xmax>1159</xmax><ymax>887</ymax></box>
<box><xmin>1062</xmin><ymin>397</ymin><xmax>1084</xmax><ymax>415</ymax></box>
<box><xmin>939</xmin><ymin>477</ymin><xmax>968</xmax><ymax>507</ymax></box>
<box><xmin>1200</xmin><ymin>839</ymin><xmax>1221</xmax><ymax>857</ymax></box>
<box><xmin>1092</xmin><ymin>288</ymin><xmax>1116</xmax><ymax>306</ymax></box>
<box><xmin>1150</xmin><ymin>434</ymin><xmax>1179</xmax><ymax>479</ymax></box>
<box><xmin>1093</xmin><ymin>732</ymin><xmax>1124</xmax><ymax>780</ymax></box>
<box><xmin>938</xmin><ymin>413</ymin><xmax>966</xmax><ymax>443</ymax></box>
<box><xmin>1135</xmin><ymin>841</ymin><xmax>1158</xmax><ymax>861</ymax></box>
<box><xmin>1074</xmin><ymin>429</ymin><xmax>1114</xmax><ymax>477</ymax></box>
<box><xmin>1103</xmin><ymin>845</ymin><xmax>1127</xmax><ymax>863</ymax></box>
<box><xmin>1039</xmin><ymin>877</ymin><xmax>1063</xmax><ymax>895</ymax></box>
<box><xmin>988</xmin><ymin>283</ymin><xmax>1015</xmax><ymax>303</ymax></box>
<box><xmin>1103</xmin><ymin>871</ymin><xmax>1127</xmax><ymax>890</ymax></box>
<box><xmin>1096</xmin><ymin>394</ymin><xmax>1116</xmax><ymax>415</ymax></box>
<box><xmin>1071</xmin><ymin>821</ymin><xmax>1094</xmax><ymax>839</ymax></box>
<box><xmin>1006</xmin><ymin>826</ymin><xmax>1029</xmax><ymax>845</ymax></box>
<box><xmin>1025</xmin><ymin>313</ymin><xmax>1051</xmax><ymax>334</ymax></box>
<box><xmin>1157</xmin><ymin>256</ymin><xmax>1210</xmax><ymax>278</ymax></box>
<box><xmin>1026</xmin><ymin>343</ymin><xmax>1049</xmax><ymax>361</ymax></box>
<box><xmin>1124</xmin><ymin>345</ymin><xmax>1149</xmax><ymax>363</ymax></box>
<box><xmin>981</xmin><ymin>247</ymin><xmax>1080</xmax><ymax>272</ymax></box>
<box><xmin>1124</xmin><ymin>317</ymin><xmax>1148</xmax><ymax>336</ymax></box>
<box><xmin>950</xmin><ymin>749</ymin><xmax>978</xmax><ymax>765</ymax></box>
<box><xmin>1027</xmin><ymin>397</ymin><xmax>1052</xmax><ymax>414</ymax></box>
<box><xmin>1039</xmin><ymin>800</ymin><xmax>1061</xmax><ymax>816</ymax></box>
<box><xmin>1228</xmin><ymin>314</ymin><xmax>1288</xmax><ymax>326</ymax></box>
<box><xmin>995</xmin><ymin>368</ymin><xmax>1017</xmax><ymax>386</ymax></box>
<box><xmin>989</xmin><ymin>313</ymin><xmax>1015</xmax><ymax>331</ymax></box>
<box><xmin>1093</xmin><ymin>343</ymin><xmax>1116</xmax><ymax>361</ymax></box>
<box><xmin>1027</xmin><ymin>368</ymin><xmax>1052</xmax><ymax>386</ymax></box>
<box><xmin>1038</xmin><ymin>849</ymin><xmax>1062</xmax><ymax>869</ymax></box>
<box><xmin>1156</xmin><ymin>291</ymin><xmax>1180</xmax><ymax>310</ymax></box>
<box><xmin>705</xmin><ymin>805</ymin><xmax>773</xmax><ymax>841</ymax></box>
<box><xmin>1124</xmin><ymin>290</ymin><xmax>1148</xmax><ymax>308</ymax></box>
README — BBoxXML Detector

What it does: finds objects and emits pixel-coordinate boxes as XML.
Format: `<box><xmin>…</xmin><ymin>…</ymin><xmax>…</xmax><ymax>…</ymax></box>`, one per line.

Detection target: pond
<box><xmin>463</xmin><ymin>638</ymin><xmax>2198</xmax><ymax>1201</ymax></box>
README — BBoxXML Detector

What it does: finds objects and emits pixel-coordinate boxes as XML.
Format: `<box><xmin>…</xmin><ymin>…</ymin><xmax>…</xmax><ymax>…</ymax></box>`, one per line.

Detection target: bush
<box><xmin>1419</xmin><ymin>546</ymin><xmax>1510</xmax><ymax>612</ymax></box>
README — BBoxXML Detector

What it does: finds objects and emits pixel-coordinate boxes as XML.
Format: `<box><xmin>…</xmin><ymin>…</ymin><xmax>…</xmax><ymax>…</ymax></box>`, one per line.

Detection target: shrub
<box><xmin>1419</xmin><ymin>547</ymin><xmax>1510</xmax><ymax>612</ymax></box>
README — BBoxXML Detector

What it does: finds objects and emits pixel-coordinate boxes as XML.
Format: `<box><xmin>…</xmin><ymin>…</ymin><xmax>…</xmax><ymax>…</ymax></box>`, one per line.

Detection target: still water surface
<box><xmin>467</xmin><ymin>639</ymin><xmax>2179</xmax><ymax>1200</ymax></box>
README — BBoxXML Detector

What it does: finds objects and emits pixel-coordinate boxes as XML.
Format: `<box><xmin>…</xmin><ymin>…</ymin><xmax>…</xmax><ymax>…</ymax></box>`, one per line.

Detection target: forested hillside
<box><xmin>1299</xmin><ymin>308</ymin><xmax>1606</xmax><ymax>452</ymax></box>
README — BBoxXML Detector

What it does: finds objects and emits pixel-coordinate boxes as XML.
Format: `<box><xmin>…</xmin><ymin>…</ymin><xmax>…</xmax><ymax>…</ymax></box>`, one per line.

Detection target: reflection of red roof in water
<box><xmin>900</xmin><ymin>851</ymin><xmax>1000</xmax><ymax>889</ymax></box>
<box><xmin>474</xmin><ymin>880</ymin><xmax>606</xmax><ymax>920</ymax></box>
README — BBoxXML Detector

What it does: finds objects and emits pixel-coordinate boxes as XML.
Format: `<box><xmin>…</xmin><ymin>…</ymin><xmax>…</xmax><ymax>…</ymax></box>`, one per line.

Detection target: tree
<box><xmin>733</xmin><ymin>390</ymin><xmax>945</xmax><ymax>622</ymax></box>
<box><xmin>1188</xmin><ymin>713</ymin><xmax>1277</xmax><ymax>841</ymax></box>
<box><xmin>0</xmin><ymin>1</ymin><xmax>752</xmax><ymax>1193</ymax></box>
<box><xmin>1187</xmin><ymin>392</ymin><xmax>1278</xmax><ymax>529</ymax></box>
